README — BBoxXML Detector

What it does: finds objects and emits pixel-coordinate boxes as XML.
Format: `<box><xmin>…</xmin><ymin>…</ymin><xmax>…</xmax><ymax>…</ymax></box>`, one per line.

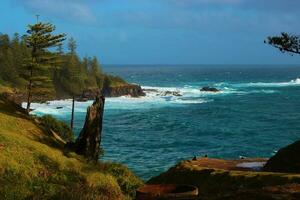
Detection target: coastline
<box><xmin>2</xmin><ymin>83</ymin><xmax>145</xmax><ymax>105</ymax></box>
<box><xmin>148</xmin><ymin>157</ymin><xmax>300</xmax><ymax>199</ymax></box>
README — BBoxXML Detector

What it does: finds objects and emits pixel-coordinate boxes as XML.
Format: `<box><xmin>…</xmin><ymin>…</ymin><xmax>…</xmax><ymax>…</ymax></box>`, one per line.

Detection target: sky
<box><xmin>1</xmin><ymin>0</ymin><xmax>300</xmax><ymax>65</ymax></box>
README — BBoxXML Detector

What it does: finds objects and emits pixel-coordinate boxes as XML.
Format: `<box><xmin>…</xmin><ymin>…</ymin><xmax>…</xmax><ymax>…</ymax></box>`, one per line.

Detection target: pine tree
<box><xmin>68</xmin><ymin>37</ymin><xmax>77</xmax><ymax>55</ymax></box>
<box><xmin>61</xmin><ymin>38</ymin><xmax>85</xmax><ymax>130</ymax></box>
<box><xmin>24</xmin><ymin>22</ymin><xmax>66</xmax><ymax>113</ymax></box>
<box><xmin>0</xmin><ymin>34</ymin><xmax>18</xmax><ymax>84</ymax></box>
<box><xmin>90</xmin><ymin>57</ymin><xmax>103</xmax><ymax>88</ymax></box>
<box><xmin>265</xmin><ymin>33</ymin><xmax>300</xmax><ymax>55</ymax></box>
<box><xmin>11</xmin><ymin>33</ymin><xmax>29</xmax><ymax>86</ymax></box>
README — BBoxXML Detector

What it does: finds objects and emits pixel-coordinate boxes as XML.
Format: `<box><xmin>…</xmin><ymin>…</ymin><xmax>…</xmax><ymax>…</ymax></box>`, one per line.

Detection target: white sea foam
<box><xmin>22</xmin><ymin>81</ymin><xmax>285</xmax><ymax>115</ymax></box>
<box><xmin>22</xmin><ymin>100</ymin><xmax>93</xmax><ymax>116</ymax></box>
<box><xmin>237</xmin><ymin>78</ymin><xmax>300</xmax><ymax>88</ymax></box>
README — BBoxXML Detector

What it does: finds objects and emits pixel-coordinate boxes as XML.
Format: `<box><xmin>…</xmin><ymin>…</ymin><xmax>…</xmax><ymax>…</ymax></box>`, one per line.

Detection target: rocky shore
<box><xmin>2</xmin><ymin>83</ymin><xmax>145</xmax><ymax>105</ymax></box>
<box><xmin>148</xmin><ymin>157</ymin><xmax>300</xmax><ymax>199</ymax></box>
<box><xmin>146</xmin><ymin>139</ymin><xmax>300</xmax><ymax>200</ymax></box>
<box><xmin>102</xmin><ymin>84</ymin><xmax>145</xmax><ymax>98</ymax></box>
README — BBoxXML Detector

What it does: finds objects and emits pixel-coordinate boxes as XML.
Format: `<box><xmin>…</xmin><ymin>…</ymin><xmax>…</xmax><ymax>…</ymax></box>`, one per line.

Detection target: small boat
<box><xmin>56</xmin><ymin>106</ymin><xmax>63</xmax><ymax>109</ymax></box>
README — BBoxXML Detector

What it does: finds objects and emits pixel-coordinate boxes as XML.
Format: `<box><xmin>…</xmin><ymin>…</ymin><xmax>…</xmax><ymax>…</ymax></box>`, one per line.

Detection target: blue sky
<box><xmin>1</xmin><ymin>0</ymin><xmax>300</xmax><ymax>65</ymax></box>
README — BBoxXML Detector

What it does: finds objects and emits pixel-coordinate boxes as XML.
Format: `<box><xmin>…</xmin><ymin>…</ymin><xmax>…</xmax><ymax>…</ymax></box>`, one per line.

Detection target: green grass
<box><xmin>0</xmin><ymin>83</ymin><xmax>14</xmax><ymax>94</ymax></box>
<box><xmin>0</xmin><ymin>95</ymin><xmax>143</xmax><ymax>200</ymax></box>
<box><xmin>106</xmin><ymin>75</ymin><xmax>128</xmax><ymax>87</ymax></box>
<box><xmin>38</xmin><ymin>115</ymin><xmax>74</xmax><ymax>142</ymax></box>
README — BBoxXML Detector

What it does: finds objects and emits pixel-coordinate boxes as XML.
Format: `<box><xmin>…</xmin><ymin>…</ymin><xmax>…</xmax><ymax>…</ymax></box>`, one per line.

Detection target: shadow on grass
<box><xmin>0</xmin><ymin>97</ymin><xmax>29</xmax><ymax>119</ymax></box>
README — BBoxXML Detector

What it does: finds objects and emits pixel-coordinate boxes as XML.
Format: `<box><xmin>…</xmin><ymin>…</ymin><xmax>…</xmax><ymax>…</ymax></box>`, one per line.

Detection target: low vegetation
<box><xmin>106</xmin><ymin>75</ymin><xmax>128</xmax><ymax>87</ymax></box>
<box><xmin>38</xmin><ymin>115</ymin><xmax>74</xmax><ymax>142</ymax></box>
<box><xmin>0</xmin><ymin>95</ymin><xmax>143</xmax><ymax>199</ymax></box>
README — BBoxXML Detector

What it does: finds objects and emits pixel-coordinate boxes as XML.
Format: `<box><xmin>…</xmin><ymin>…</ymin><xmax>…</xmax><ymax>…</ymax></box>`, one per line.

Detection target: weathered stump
<box><xmin>74</xmin><ymin>95</ymin><xmax>105</xmax><ymax>161</ymax></box>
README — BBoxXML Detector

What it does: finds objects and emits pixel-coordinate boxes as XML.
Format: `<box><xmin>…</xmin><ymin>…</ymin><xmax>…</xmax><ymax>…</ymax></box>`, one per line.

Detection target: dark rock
<box><xmin>3</xmin><ymin>89</ymin><xmax>56</xmax><ymax>105</ymax></box>
<box><xmin>263</xmin><ymin>140</ymin><xmax>300</xmax><ymax>173</ymax></box>
<box><xmin>143</xmin><ymin>89</ymin><xmax>159</xmax><ymax>93</ymax></box>
<box><xmin>2</xmin><ymin>90</ymin><xmax>29</xmax><ymax>105</ymax></box>
<box><xmin>200</xmin><ymin>87</ymin><xmax>220</xmax><ymax>92</ymax></box>
<box><xmin>80</xmin><ymin>88</ymin><xmax>101</xmax><ymax>100</ymax></box>
<box><xmin>4</xmin><ymin>82</ymin><xmax>145</xmax><ymax>105</ymax></box>
<box><xmin>56</xmin><ymin>106</ymin><xmax>63</xmax><ymax>109</ymax></box>
<box><xmin>79</xmin><ymin>84</ymin><xmax>145</xmax><ymax>100</ymax></box>
<box><xmin>160</xmin><ymin>91</ymin><xmax>182</xmax><ymax>97</ymax></box>
<box><xmin>102</xmin><ymin>84</ymin><xmax>145</xmax><ymax>97</ymax></box>
<box><xmin>72</xmin><ymin>96</ymin><xmax>105</xmax><ymax>161</ymax></box>
<box><xmin>76</xmin><ymin>97</ymin><xmax>88</xmax><ymax>102</ymax></box>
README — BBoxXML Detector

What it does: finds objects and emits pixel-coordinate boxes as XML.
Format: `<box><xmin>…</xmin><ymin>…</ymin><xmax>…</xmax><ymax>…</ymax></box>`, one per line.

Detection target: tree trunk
<box><xmin>26</xmin><ymin>69</ymin><xmax>33</xmax><ymax>114</ymax></box>
<box><xmin>74</xmin><ymin>95</ymin><xmax>105</xmax><ymax>161</ymax></box>
<box><xmin>71</xmin><ymin>96</ymin><xmax>75</xmax><ymax>130</ymax></box>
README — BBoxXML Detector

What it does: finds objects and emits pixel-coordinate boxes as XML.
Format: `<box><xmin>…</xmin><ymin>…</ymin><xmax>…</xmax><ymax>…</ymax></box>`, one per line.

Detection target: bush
<box><xmin>101</xmin><ymin>162</ymin><xmax>144</xmax><ymax>198</ymax></box>
<box><xmin>39</xmin><ymin>115</ymin><xmax>74</xmax><ymax>142</ymax></box>
<box><xmin>107</xmin><ymin>75</ymin><xmax>127</xmax><ymax>87</ymax></box>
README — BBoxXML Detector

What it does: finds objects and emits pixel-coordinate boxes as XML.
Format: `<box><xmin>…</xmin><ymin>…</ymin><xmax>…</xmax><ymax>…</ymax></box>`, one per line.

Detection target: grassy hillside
<box><xmin>105</xmin><ymin>75</ymin><xmax>128</xmax><ymax>87</ymax></box>
<box><xmin>148</xmin><ymin>159</ymin><xmax>300</xmax><ymax>199</ymax></box>
<box><xmin>0</xmin><ymin>84</ymin><xmax>14</xmax><ymax>94</ymax></box>
<box><xmin>0</xmin><ymin>95</ymin><xmax>143</xmax><ymax>200</ymax></box>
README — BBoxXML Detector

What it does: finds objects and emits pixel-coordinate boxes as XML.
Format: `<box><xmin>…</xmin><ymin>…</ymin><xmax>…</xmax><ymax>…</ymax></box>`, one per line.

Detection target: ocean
<box><xmin>26</xmin><ymin>65</ymin><xmax>300</xmax><ymax>180</ymax></box>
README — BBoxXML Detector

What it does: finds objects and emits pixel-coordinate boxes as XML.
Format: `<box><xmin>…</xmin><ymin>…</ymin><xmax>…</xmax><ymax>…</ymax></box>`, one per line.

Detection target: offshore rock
<box><xmin>73</xmin><ymin>96</ymin><xmax>105</xmax><ymax>161</ymax></box>
<box><xmin>200</xmin><ymin>86</ymin><xmax>220</xmax><ymax>92</ymax></box>
<box><xmin>159</xmin><ymin>91</ymin><xmax>182</xmax><ymax>97</ymax></box>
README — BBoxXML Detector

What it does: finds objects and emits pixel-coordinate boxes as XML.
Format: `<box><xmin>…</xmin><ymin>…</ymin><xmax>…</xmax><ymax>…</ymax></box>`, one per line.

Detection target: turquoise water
<box><xmin>28</xmin><ymin>65</ymin><xmax>300</xmax><ymax>180</ymax></box>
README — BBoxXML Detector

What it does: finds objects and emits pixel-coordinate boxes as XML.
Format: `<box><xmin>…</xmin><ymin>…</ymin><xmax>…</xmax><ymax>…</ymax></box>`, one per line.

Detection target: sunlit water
<box><xmin>24</xmin><ymin>65</ymin><xmax>300</xmax><ymax>180</ymax></box>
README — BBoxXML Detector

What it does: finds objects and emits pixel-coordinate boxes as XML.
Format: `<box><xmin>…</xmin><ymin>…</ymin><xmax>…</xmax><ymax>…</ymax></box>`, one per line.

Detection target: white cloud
<box><xmin>18</xmin><ymin>0</ymin><xmax>96</xmax><ymax>24</ymax></box>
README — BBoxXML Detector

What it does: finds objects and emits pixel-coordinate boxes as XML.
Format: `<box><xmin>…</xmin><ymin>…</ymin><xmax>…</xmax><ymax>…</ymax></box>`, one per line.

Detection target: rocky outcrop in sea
<box><xmin>200</xmin><ymin>86</ymin><xmax>220</xmax><ymax>92</ymax></box>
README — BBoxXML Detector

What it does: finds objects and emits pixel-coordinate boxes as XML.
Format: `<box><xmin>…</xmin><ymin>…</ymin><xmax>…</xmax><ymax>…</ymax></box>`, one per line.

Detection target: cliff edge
<box><xmin>148</xmin><ymin>157</ymin><xmax>300</xmax><ymax>200</ymax></box>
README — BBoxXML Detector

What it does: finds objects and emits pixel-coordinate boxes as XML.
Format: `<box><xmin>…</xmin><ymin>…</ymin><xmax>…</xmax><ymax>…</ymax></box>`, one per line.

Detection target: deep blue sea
<box><xmin>27</xmin><ymin>65</ymin><xmax>300</xmax><ymax>180</ymax></box>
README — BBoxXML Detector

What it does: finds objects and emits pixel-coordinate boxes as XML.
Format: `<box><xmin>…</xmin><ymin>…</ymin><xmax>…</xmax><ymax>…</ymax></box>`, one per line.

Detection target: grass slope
<box><xmin>0</xmin><ymin>96</ymin><xmax>143</xmax><ymax>200</ymax></box>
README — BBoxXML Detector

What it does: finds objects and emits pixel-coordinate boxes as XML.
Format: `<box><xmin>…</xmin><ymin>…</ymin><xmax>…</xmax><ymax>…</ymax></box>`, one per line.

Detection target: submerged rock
<box><xmin>143</xmin><ymin>88</ymin><xmax>159</xmax><ymax>93</ymax></box>
<box><xmin>263</xmin><ymin>140</ymin><xmax>300</xmax><ymax>173</ymax></box>
<box><xmin>72</xmin><ymin>96</ymin><xmax>105</xmax><ymax>161</ymax></box>
<box><xmin>159</xmin><ymin>91</ymin><xmax>182</xmax><ymax>97</ymax></box>
<box><xmin>200</xmin><ymin>87</ymin><xmax>220</xmax><ymax>92</ymax></box>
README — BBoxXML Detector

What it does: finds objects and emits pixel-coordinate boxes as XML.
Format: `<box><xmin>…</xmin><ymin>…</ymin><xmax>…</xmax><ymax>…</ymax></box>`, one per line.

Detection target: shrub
<box><xmin>39</xmin><ymin>115</ymin><xmax>74</xmax><ymax>142</ymax></box>
<box><xmin>107</xmin><ymin>75</ymin><xmax>127</xmax><ymax>87</ymax></box>
<box><xmin>101</xmin><ymin>162</ymin><xmax>144</xmax><ymax>198</ymax></box>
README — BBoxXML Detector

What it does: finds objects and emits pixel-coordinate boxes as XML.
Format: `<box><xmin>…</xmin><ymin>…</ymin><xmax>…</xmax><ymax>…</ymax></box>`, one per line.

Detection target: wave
<box><xmin>25</xmin><ymin>94</ymin><xmax>210</xmax><ymax>116</ymax></box>
<box><xmin>24</xmin><ymin>80</ymin><xmax>289</xmax><ymax>115</ymax></box>
<box><xmin>22</xmin><ymin>100</ymin><xmax>92</xmax><ymax>116</ymax></box>
<box><xmin>236</xmin><ymin>78</ymin><xmax>300</xmax><ymax>88</ymax></box>
<box><xmin>142</xmin><ymin>85</ymin><xmax>276</xmax><ymax>96</ymax></box>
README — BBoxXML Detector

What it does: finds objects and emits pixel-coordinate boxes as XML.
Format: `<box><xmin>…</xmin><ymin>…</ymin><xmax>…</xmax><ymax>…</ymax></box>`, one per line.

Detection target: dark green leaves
<box><xmin>266</xmin><ymin>32</ymin><xmax>300</xmax><ymax>55</ymax></box>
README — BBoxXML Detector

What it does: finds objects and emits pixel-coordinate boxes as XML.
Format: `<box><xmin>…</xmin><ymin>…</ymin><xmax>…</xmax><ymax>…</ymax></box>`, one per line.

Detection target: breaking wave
<box><xmin>236</xmin><ymin>78</ymin><xmax>300</xmax><ymax>88</ymax></box>
<box><xmin>24</xmin><ymin>79</ymin><xmax>300</xmax><ymax>115</ymax></box>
